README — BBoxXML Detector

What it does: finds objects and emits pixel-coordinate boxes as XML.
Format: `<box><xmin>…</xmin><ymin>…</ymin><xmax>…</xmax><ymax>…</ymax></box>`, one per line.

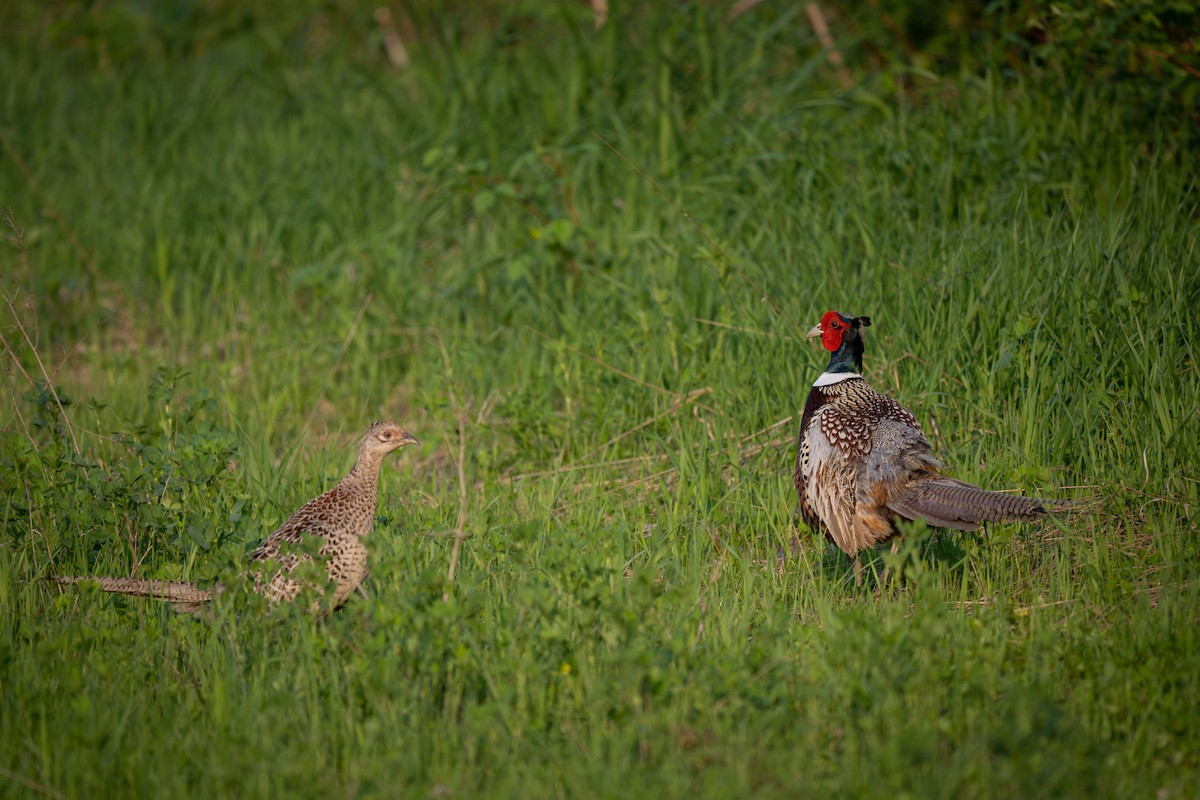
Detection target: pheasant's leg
<box><xmin>879</xmin><ymin>540</ymin><xmax>900</xmax><ymax>591</ymax></box>
<box><xmin>853</xmin><ymin>554</ymin><xmax>863</xmax><ymax>585</ymax></box>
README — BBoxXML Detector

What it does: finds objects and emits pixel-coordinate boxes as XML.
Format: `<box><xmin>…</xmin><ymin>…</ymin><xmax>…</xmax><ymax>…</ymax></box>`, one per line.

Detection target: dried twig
<box><xmin>2</xmin><ymin>214</ymin><xmax>80</xmax><ymax>454</ymax></box>
<box><xmin>727</xmin><ymin>0</ymin><xmax>765</xmax><ymax>21</ymax></box>
<box><xmin>0</xmin><ymin>766</ymin><xmax>68</xmax><ymax>800</ymax></box>
<box><xmin>805</xmin><ymin>3</ymin><xmax>853</xmax><ymax>89</ymax></box>
<box><xmin>5</xmin><ymin>386</ymin><xmax>36</xmax><ymax>450</ymax></box>
<box><xmin>525</xmin><ymin>324</ymin><xmax>682</xmax><ymax>400</ymax></box>
<box><xmin>436</xmin><ymin>331</ymin><xmax>471</xmax><ymax>601</ymax></box>
<box><xmin>510</xmin><ymin>452</ymin><xmax>665</xmax><ymax>482</ymax></box>
<box><xmin>1140</xmin><ymin>46</ymin><xmax>1200</xmax><ymax>79</ymax></box>
<box><xmin>591</xmin><ymin>0</ymin><xmax>608</xmax><ymax>29</ymax></box>
<box><xmin>692</xmin><ymin>317</ymin><xmax>773</xmax><ymax>337</ymax></box>
<box><xmin>0</xmin><ymin>133</ymin><xmax>97</xmax><ymax>279</ymax></box>
<box><xmin>509</xmin><ymin>413</ymin><xmax>796</xmax><ymax>486</ymax></box>
<box><xmin>580</xmin><ymin>387</ymin><xmax>711</xmax><ymax>462</ymax></box>
<box><xmin>373</xmin><ymin>7</ymin><xmax>410</xmax><ymax>68</ymax></box>
<box><xmin>738</xmin><ymin>415</ymin><xmax>794</xmax><ymax>444</ymax></box>
<box><xmin>0</xmin><ymin>329</ymin><xmax>34</xmax><ymax>388</ymax></box>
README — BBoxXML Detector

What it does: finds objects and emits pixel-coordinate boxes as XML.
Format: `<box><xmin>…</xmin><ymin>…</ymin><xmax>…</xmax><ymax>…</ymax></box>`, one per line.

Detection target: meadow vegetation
<box><xmin>1</xmin><ymin>2</ymin><xmax>1198</xmax><ymax>797</ymax></box>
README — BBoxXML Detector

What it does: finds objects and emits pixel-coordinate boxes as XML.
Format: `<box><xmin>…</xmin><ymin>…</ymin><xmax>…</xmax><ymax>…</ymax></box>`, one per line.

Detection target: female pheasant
<box><xmin>795</xmin><ymin>310</ymin><xmax>1068</xmax><ymax>581</ymax></box>
<box><xmin>55</xmin><ymin>421</ymin><xmax>418</xmax><ymax>614</ymax></box>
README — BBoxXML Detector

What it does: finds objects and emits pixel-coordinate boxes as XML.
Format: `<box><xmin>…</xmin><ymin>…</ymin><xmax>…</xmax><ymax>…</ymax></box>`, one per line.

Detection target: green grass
<box><xmin>2</xmin><ymin>2</ymin><xmax>1198</xmax><ymax>797</ymax></box>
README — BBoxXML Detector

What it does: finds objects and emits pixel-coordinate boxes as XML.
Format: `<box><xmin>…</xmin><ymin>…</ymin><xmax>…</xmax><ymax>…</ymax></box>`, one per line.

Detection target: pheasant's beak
<box><xmin>401</xmin><ymin>432</ymin><xmax>420</xmax><ymax>447</ymax></box>
<box><xmin>806</xmin><ymin>324</ymin><xmax>822</xmax><ymax>340</ymax></box>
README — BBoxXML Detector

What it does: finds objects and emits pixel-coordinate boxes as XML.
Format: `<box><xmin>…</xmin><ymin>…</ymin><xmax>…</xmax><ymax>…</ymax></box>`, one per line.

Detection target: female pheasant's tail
<box><xmin>53</xmin><ymin>576</ymin><xmax>214</xmax><ymax>615</ymax></box>
<box><xmin>887</xmin><ymin>478</ymin><xmax>1080</xmax><ymax>531</ymax></box>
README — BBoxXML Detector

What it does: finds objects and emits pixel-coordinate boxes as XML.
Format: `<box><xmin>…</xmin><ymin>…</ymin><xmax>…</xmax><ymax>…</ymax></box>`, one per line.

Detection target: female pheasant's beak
<box><xmin>806</xmin><ymin>323</ymin><xmax>823</xmax><ymax>340</ymax></box>
<box><xmin>400</xmin><ymin>431</ymin><xmax>420</xmax><ymax>447</ymax></box>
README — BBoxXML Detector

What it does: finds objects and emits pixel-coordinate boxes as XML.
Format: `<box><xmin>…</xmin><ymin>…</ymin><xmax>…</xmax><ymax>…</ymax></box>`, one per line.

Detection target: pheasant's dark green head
<box><xmin>807</xmin><ymin>310</ymin><xmax>872</xmax><ymax>373</ymax></box>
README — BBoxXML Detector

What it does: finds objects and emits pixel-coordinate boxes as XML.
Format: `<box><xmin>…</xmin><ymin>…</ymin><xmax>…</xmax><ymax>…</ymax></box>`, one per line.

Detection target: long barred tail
<box><xmin>53</xmin><ymin>576</ymin><xmax>214</xmax><ymax>607</ymax></box>
<box><xmin>888</xmin><ymin>478</ymin><xmax>1078</xmax><ymax>531</ymax></box>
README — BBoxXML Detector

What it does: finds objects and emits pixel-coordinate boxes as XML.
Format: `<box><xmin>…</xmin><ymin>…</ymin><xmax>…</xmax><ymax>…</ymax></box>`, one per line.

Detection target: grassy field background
<box><xmin>2</xmin><ymin>2</ymin><xmax>1198</xmax><ymax>797</ymax></box>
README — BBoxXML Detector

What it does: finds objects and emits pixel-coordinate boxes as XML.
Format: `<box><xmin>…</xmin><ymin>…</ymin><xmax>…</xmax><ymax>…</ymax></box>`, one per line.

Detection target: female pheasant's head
<box><xmin>360</xmin><ymin>421</ymin><xmax>419</xmax><ymax>460</ymax></box>
<box><xmin>807</xmin><ymin>310</ymin><xmax>871</xmax><ymax>376</ymax></box>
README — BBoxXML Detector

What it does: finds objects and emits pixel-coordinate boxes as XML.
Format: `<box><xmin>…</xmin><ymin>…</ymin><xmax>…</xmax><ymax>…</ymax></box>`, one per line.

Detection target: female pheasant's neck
<box><xmin>348</xmin><ymin>452</ymin><xmax>384</xmax><ymax>485</ymax></box>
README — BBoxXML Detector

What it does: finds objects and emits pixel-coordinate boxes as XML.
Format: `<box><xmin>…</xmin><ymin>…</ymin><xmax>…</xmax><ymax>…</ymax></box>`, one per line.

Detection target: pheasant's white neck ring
<box><xmin>813</xmin><ymin>371</ymin><xmax>861</xmax><ymax>387</ymax></box>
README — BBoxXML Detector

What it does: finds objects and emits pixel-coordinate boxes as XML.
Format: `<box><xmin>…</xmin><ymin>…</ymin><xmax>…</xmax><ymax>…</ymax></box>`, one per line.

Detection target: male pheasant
<box><xmin>795</xmin><ymin>310</ymin><xmax>1069</xmax><ymax>581</ymax></box>
<box><xmin>55</xmin><ymin>421</ymin><xmax>418</xmax><ymax>614</ymax></box>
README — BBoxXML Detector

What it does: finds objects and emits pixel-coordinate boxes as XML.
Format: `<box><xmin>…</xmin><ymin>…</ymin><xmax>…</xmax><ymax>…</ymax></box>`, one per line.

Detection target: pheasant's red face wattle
<box><xmin>820</xmin><ymin>310</ymin><xmax>845</xmax><ymax>352</ymax></box>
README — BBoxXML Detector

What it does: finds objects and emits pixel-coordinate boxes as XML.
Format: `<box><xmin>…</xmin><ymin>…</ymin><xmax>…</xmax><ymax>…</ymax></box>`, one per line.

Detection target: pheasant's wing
<box><xmin>247</xmin><ymin>488</ymin><xmax>342</xmax><ymax>564</ymax></box>
<box><xmin>857</xmin><ymin>417</ymin><xmax>984</xmax><ymax>532</ymax></box>
<box><xmin>247</xmin><ymin>526</ymin><xmax>303</xmax><ymax>563</ymax></box>
<box><xmin>246</xmin><ymin>508</ymin><xmax>318</xmax><ymax>604</ymax></box>
<box><xmin>862</xmin><ymin>415</ymin><xmax>1060</xmax><ymax>529</ymax></box>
